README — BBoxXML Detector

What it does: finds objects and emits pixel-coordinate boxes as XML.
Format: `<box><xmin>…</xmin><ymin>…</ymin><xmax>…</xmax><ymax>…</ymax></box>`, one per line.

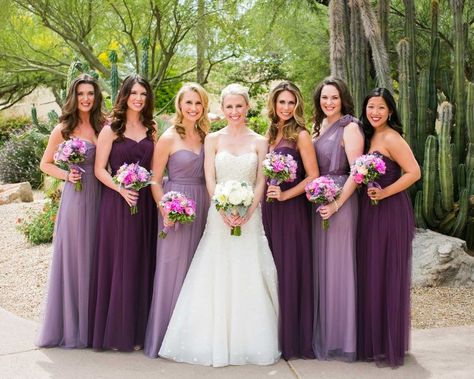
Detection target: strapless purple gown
<box><xmin>88</xmin><ymin>137</ymin><xmax>157</xmax><ymax>351</ymax></box>
<box><xmin>261</xmin><ymin>138</ymin><xmax>314</xmax><ymax>360</ymax></box>
<box><xmin>144</xmin><ymin>148</ymin><xmax>210</xmax><ymax>357</ymax></box>
<box><xmin>37</xmin><ymin>140</ymin><xmax>101</xmax><ymax>348</ymax></box>
<box><xmin>357</xmin><ymin>152</ymin><xmax>414</xmax><ymax>367</ymax></box>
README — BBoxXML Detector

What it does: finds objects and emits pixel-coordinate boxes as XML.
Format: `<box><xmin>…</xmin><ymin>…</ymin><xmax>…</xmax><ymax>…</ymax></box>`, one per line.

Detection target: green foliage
<box><xmin>248</xmin><ymin>115</ymin><xmax>268</xmax><ymax>136</ymax></box>
<box><xmin>17</xmin><ymin>189</ymin><xmax>60</xmax><ymax>245</ymax></box>
<box><xmin>155</xmin><ymin>79</ymin><xmax>182</xmax><ymax>114</ymax></box>
<box><xmin>0</xmin><ymin>116</ymin><xmax>30</xmax><ymax>147</ymax></box>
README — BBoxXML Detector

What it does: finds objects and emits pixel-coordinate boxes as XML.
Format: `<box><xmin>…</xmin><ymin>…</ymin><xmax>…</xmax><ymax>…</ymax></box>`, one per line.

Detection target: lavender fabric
<box><xmin>144</xmin><ymin>148</ymin><xmax>210</xmax><ymax>357</ymax></box>
<box><xmin>37</xmin><ymin>141</ymin><xmax>101</xmax><ymax>348</ymax></box>
<box><xmin>88</xmin><ymin>137</ymin><xmax>157</xmax><ymax>351</ymax></box>
<box><xmin>357</xmin><ymin>152</ymin><xmax>414</xmax><ymax>367</ymax></box>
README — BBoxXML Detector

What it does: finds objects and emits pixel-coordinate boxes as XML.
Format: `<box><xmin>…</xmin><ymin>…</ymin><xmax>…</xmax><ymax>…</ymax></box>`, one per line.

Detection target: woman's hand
<box><xmin>118</xmin><ymin>187</ymin><xmax>139</xmax><ymax>207</ymax></box>
<box><xmin>367</xmin><ymin>187</ymin><xmax>386</xmax><ymax>202</ymax></box>
<box><xmin>67</xmin><ymin>168</ymin><xmax>82</xmax><ymax>183</ymax></box>
<box><xmin>266</xmin><ymin>184</ymin><xmax>286</xmax><ymax>201</ymax></box>
<box><xmin>318</xmin><ymin>201</ymin><xmax>339</xmax><ymax>220</ymax></box>
<box><xmin>163</xmin><ymin>214</ymin><xmax>175</xmax><ymax>228</ymax></box>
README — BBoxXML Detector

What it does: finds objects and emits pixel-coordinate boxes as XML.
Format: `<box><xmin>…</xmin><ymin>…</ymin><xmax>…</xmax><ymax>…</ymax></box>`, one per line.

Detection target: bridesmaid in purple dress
<box><xmin>37</xmin><ymin>74</ymin><xmax>105</xmax><ymax>348</ymax></box>
<box><xmin>89</xmin><ymin>75</ymin><xmax>157</xmax><ymax>351</ymax></box>
<box><xmin>357</xmin><ymin>88</ymin><xmax>420</xmax><ymax>367</ymax></box>
<box><xmin>144</xmin><ymin>83</ymin><xmax>210</xmax><ymax>357</ymax></box>
<box><xmin>311</xmin><ymin>77</ymin><xmax>364</xmax><ymax>361</ymax></box>
<box><xmin>262</xmin><ymin>81</ymin><xmax>318</xmax><ymax>360</ymax></box>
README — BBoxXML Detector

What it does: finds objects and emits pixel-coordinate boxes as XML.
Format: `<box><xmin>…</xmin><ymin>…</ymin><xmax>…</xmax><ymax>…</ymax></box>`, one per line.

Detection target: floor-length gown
<box><xmin>88</xmin><ymin>137</ymin><xmax>157</xmax><ymax>351</ymax></box>
<box><xmin>261</xmin><ymin>139</ymin><xmax>314</xmax><ymax>360</ymax></box>
<box><xmin>312</xmin><ymin>115</ymin><xmax>359</xmax><ymax>360</ymax></box>
<box><xmin>159</xmin><ymin>151</ymin><xmax>280</xmax><ymax>367</ymax></box>
<box><xmin>357</xmin><ymin>151</ymin><xmax>414</xmax><ymax>367</ymax></box>
<box><xmin>144</xmin><ymin>148</ymin><xmax>210</xmax><ymax>358</ymax></box>
<box><xmin>37</xmin><ymin>141</ymin><xmax>101</xmax><ymax>348</ymax></box>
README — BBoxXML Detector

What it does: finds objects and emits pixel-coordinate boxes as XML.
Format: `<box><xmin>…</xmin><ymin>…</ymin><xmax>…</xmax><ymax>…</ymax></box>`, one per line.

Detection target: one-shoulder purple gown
<box><xmin>88</xmin><ymin>137</ymin><xmax>157</xmax><ymax>351</ymax></box>
<box><xmin>37</xmin><ymin>140</ymin><xmax>101</xmax><ymax>348</ymax></box>
<box><xmin>144</xmin><ymin>148</ymin><xmax>210</xmax><ymax>357</ymax></box>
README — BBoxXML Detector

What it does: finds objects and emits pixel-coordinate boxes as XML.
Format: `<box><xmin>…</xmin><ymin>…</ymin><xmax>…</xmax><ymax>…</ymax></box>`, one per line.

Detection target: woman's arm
<box><xmin>319</xmin><ymin>122</ymin><xmax>364</xmax><ymax>220</ymax></box>
<box><xmin>204</xmin><ymin>133</ymin><xmax>218</xmax><ymax>198</ymax></box>
<box><xmin>94</xmin><ymin>125</ymin><xmax>138</xmax><ymax>207</ymax></box>
<box><xmin>367</xmin><ymin>133</ymin><xmax>421</xmax><ymax>202</ymax></box>
<box><xmin>151</xmin><ymin>130</ymin><xmax>172</xmax><ymax>216</ymax></box>
<box><xmin>39</xmin><ymin>124</ymin><xmax>82</xmax><ymax>184</ymax></box>
<box><xmin>267</xmin><ymin>129</ymin><xmax>319</xmax><ymax>201</ymax></box>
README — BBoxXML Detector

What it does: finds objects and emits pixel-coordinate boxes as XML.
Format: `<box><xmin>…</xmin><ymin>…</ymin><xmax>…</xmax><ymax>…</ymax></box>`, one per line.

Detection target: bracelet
<box><xmin>334</xmin><ymin>199</ymin><xmax>339</xmax><ymax>212</ymax></box>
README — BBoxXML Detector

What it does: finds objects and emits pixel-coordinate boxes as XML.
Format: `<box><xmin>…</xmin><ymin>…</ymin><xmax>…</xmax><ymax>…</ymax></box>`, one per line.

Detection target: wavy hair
<box><xmin>110</xmin><ymin>74</ymin><xmax>156</xmax><ymax>141</ymax></box>
<box><xmin>173</xmin><ymin>83</ymin><xmax>210</xmax><ymax>143</ymax></box>
<box><xmin>360</xmin><ymin>87</ymin><xmax>403</xmax><ymax>151</ymax></box>
<box><xmin>312</xmin><ymin>77</ymin><xmax>354</xmax><ymax>137</ymax></box>
<box><xmin>60</xmin><ymin>74</ymin><xmax>105</xmax><ymax>140</ymax></box>
<box><xmin>266</xmin><ymin>81</ymin><xmax>306</xmax><ymax>145</ymax></box>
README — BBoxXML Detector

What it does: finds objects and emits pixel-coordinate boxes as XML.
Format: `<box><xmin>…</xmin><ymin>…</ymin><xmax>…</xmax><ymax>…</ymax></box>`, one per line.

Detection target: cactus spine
<box><xmin>109</xmin><ymin>50</ymin><xmax>119</xmax><ymax>105</ymax></box>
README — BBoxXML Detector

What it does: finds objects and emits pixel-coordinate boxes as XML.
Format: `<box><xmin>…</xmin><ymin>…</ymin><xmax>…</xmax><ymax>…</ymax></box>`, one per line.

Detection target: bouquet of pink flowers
<box><xmin>113</xmin><ymin>162</ymin><xmax>153</xmax><ymax>214</ymax></box>
<box><xmin>158</xmin><ymin>191</ymin><xmax>196</xmax><ymax>239</ymax></box>
<box><xmin>262</xmin><ymin>151</ymin><xmax>298</xmax><ymax>202</ymax></box>
<box><xmin>54</xmin><ymin>138</ymin><xmax>87</xmax><ymax>191</ymax></box>
<box><xmin>351</xmin><ymin>153</ymin><xmax>386</xmax><ymax>205</ymax></box>
<box><xmin>305</xmin><ymin>176</ymin><xmax>342</xmax><ymax>230</ymax></box>
<box><xmin>213</xmin><ymin>180</ymin><xmax>254</xmax><ymax>236</ymax></box>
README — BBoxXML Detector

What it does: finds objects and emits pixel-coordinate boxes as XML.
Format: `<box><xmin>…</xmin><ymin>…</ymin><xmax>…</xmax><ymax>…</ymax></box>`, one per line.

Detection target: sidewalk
<box><xmin>1</xmin><ymin>307</ymin><xmax>473</xmax><ymax>379</ymax></box>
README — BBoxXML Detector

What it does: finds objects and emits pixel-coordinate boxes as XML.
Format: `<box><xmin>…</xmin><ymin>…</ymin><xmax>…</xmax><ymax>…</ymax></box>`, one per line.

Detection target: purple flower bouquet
<box><xmin>54</xmin><ymin>138</ymin><xmax>87</xmax><ymax>191</ymax></box>
<box><xmin>351</xmin><ymin>153</ymin><xmax>386</xmax><ymax>205</ymax></box>
<box><xmin>113</xmin><ymin>162</ymin><xmax>153</xmax><ymax>214</ymax></box>
<box><xmin>305</xmin><ymin>176</ymin><xmax>342</xmax><ymax>230</ymax></box>
<box><xmin>262</xmin><ymin>151</ymin><xmax>297</xmax><ymax>202</ymax></box>
<box><xmin>158</xmin><ymin>191</ymin><xmax>196</xmax><ymax>239</ymax></box>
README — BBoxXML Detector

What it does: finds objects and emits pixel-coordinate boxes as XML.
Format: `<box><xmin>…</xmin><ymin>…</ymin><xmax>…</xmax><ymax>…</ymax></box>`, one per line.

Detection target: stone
<box><xmin>0</xmin><ymin>182</ymin><xmax>34</xmax><ymax>205</ymax></box>
<box><xmin>412</xmin><ymin>228</ymin><xmax>474</xmax><ymax>287</ymax></box>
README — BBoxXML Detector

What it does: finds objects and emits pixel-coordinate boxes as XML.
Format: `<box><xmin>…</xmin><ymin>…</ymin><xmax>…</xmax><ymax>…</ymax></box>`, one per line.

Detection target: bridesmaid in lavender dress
<box><xmin>262</xmin><ymin>81</ymin><xmax>318</xmax><ymax>360</ymax></box>
<box><xmin>89</xmin><ymin>75</ymin><xmax>157</xmax><ymax>351</ymax></box>
<box><xmin>311</xmin><ymin>77</ymin><xmax>364</xmax><ymax>361</ymax></box>
<box><xmin>37</xmin><ymin>74</ymin><xmax>105</xmax><ymax>348</ymax></box>
<box><xmin>144</xmin><ymin>83</ymin><xmax>210</xmax><ymax>357</ymax></box>
<box><xmin>357</xmin><ymin>88</ymin><xmax>420</xmax><ymax>367</ymax></box>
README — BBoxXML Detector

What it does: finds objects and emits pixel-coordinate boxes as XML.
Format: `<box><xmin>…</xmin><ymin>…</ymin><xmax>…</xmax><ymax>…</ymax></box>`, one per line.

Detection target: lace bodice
<box><xmin>215</xmin><ymin>151</ymin><xmax>258</xmax><ymax>186</ymax></box>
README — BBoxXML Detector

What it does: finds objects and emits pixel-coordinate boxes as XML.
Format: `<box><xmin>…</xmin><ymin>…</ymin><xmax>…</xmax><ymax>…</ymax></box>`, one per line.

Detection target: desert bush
<box><xmin>0</xmin><ymin>116</ymin><xmax>30</xmax><ymax>147</ymax></box>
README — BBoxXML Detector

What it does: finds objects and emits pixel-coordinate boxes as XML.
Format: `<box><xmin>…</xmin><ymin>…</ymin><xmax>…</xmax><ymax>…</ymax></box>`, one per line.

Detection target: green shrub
<box><xmin>248</xmin><ymin>115</ymin><xmax>269</xmax><ymax>136</ymax></box>
<box><xmin>0</xmin><ymin>116</ymin><xmax>30</xmax><ymax>147</ymax></box>
<box><xmin>0</xmin><ymin>127</ymin><xmax>48</xmax><ymax>188</ymax></box>
<box><xmin>210</xmin><ymin>119</ymin><xmax>227</xmax><ymax>132</ymax></box>
<box><xmin>17</xmin><ymin>195</ymin><xmax>59</xmax><ymax>245</ymax></box>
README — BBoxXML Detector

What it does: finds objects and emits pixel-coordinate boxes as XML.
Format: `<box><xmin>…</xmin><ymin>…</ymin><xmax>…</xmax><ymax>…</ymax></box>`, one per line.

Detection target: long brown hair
<box><xmin>110</xmin><ymin>74</ymin><xmax>156</xmax><ymax>141</ymax></box>
<box><xmin>312</xmin><ymin>77</ymin><xmax>354</xmax><ymax>137</ymax></box>
<box><xmin>60</xmin><ymin>74</ymin><xmax>105</xmax><ymax>140</ymax></box>
<box><xmin>173</xmin><ymin>83</ymin><xmax>210</xmax><ymax>143</ymax></box>
<box><xmin>266</xmin><ymin>81</ymin><xmax>306</xmax><ymax>145</ymax></box>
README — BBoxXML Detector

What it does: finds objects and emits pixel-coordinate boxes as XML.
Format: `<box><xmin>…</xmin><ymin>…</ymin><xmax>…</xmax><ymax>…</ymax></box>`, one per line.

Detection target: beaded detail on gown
<box><xmin>159</xmin><ymin>151</ymin><xmax>280</xmax><ymax>367</ymax></box>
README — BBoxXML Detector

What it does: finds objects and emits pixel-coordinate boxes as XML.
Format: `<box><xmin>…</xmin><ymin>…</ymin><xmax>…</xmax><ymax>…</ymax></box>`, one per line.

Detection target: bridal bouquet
<box><xmin>54</xmin><ymin>138</ymin><xmax>87</xmax><ymax>191</ymax></box>
<box><xmin>351</xmin><ymin>153</ymin><xmax>386</xmax><ymax>205</ymax></box>
<box><xmin>262</xmin><ymin>151</ymin><xmax>297</xmax><ymax>202</ymax></box>
<box><xmin>113</xmin><ymin>162</ymin><xmax>153</xmax><ymax>215</ymax></box>
<box><xmin>158</xmin><ymin>191</ymin><xmax>196</xmax><ymax>239</ymax></box>
<box><xmin>213</xmin><ymin>180</ymin><xmax>254</xmax><ymax>236</ymax></box>
<box><xmin>305</xmin><ymin>176</ymin><xmax>342</xmax><ymax>230</ymax></box>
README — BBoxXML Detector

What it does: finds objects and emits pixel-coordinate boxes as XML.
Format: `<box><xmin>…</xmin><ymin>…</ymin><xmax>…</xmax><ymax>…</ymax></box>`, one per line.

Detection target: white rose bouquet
<box><xmin>212</xmin><ymin>180</ymin><xmax>254</xmax><ymax>236</ymax></box>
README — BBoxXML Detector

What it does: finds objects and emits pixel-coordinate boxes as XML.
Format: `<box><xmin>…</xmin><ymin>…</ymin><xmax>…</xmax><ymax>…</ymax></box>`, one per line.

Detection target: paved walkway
<box><xmin>1</xmin><ymin>307</ymin><xmax>473</xmax><ymax>379</ymax></box>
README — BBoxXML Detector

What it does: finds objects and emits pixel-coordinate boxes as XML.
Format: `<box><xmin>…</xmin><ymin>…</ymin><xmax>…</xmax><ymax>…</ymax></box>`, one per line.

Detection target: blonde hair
<box><xmin>173</xmin><ymin>82</ymin><xmax>210</xmax><ymax>143</ymax></box>
<box><xmin>220</xmin><ymin>83</ymin><xmax>250</xmax><ymax>105</ymax></box>
<box><xmin>266</xmin><ymin>81</ymin><xmax>306</xmax><ymax>145</ymax></box>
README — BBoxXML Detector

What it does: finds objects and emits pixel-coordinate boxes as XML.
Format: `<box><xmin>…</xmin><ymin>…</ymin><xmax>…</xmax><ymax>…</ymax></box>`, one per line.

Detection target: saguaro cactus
<box><xmin>109</xmin><ymin>50</ymin><xmax>119</xmax><ymax>105</ymax></box>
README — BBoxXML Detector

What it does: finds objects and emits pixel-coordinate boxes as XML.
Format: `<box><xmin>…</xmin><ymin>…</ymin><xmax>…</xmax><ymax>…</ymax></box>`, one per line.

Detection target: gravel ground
<box><xmin>1</xmin><ymin>193</ymin><xmax>473</xmax><ymax>328</ymax></box>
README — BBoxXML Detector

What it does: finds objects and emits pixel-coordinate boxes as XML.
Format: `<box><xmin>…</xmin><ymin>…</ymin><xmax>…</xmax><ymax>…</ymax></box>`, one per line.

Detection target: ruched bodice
<box><xmin>215</xmin><ymin>151</ymin><xmax>258</xmax><ymax>186</ymax></box>
<box><xmin>167</xmin><ymin>149</ymin><xmax>205</xmax><ymax>185</ymax></box>
<box><xmin>109</xmin><ymin>137</ymin><xmax>154</xmax><ymax>175</ymax></box>
<box><xmin>369</xmin><ymin>151</ymin><xmax>401</xmax><ymax>187</ymax></box>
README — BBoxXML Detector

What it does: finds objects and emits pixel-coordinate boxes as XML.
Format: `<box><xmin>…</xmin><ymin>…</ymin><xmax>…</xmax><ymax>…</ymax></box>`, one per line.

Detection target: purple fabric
<box><xmin>356</xmin><ymin>152</ymin><xmax>414</xmax><ymax>367</ymax></box>
<box><xmin>312</xmin><ymin>115</ymin><xmax>360</xmax><ymax>361</ymax></box>
<box><xmin>262</xmin><ymin>139</ymin><xmax>314</xmax><ymax>360</ymax></box>
<box><xmin>88</xmin><ymin>137</ymin><xmax>157</xmax><ymax>351</ymax></box>
<box><xmin>144</xmin><ymin>148</ymin><xmax>210</xmax><ymax>357</ymax></box>
<box><xmin>37</xmin><ymin>141</ymin><xmax>101</xmax><ymax>348</ymax></box>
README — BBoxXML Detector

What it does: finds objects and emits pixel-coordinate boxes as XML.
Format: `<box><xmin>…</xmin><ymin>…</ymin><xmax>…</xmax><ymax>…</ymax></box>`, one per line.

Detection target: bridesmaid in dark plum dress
<box><xmin>144</xmin><ymin>83</ymin><xmax>210</xmax><ymax>357</ymax></box>
<box><xmin>311</xmin><ymin>77</ymin><xmax>364</xmax><ymax>361</ymax></box>
<box><xmin>262</xmin><ymin>81</ymin><xmax>319</xmax><ymax>360</ymax></box>
<box><xmin>357</xmin><ymin>88</ymin><xmax>420</xmax><ymax>367</ymax></box>
<box><xmin>89</xmin><ymin>75</ymin><xmax>157</xmax><ymax>351</ymax></box>
<box><xmin>37</xmin><ymin>74</ymin><xmax>105</xmax><ymax>348</ymax></box>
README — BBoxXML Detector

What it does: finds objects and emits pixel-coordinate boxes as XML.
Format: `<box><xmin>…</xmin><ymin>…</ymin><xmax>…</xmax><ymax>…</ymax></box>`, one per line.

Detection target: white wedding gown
<box><xmin>159</xmin><ymin>151</ymin><xmax>281</xmax><ymax>367</ymax></box>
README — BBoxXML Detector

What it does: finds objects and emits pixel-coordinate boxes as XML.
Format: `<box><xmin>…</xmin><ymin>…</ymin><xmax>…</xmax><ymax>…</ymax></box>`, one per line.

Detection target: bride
<box><xmin>159</xmin><ymin>84</ymin><xmax>281</xmax><ymax>367</ymax></box>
